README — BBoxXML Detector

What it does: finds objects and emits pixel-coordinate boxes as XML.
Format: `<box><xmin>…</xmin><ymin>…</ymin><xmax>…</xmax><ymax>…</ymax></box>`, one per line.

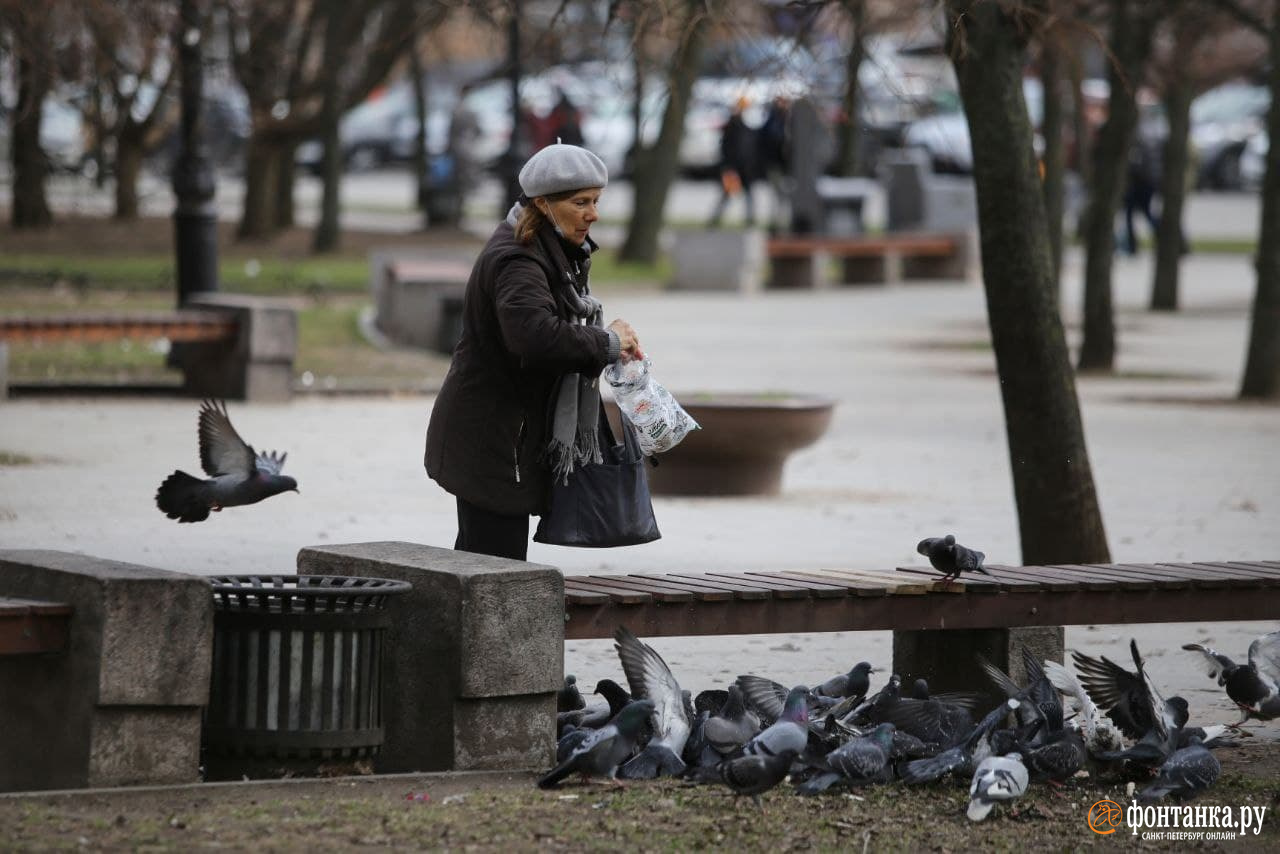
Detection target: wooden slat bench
<box><xmin>0</xmin><ymin>596</ymin><xmax>72</xmax><ymax>655</ymax></box>
<box><xmin>563</xmin><ymin>561</ymin><xmax>1280</xmax><ymax>640</ymax></box>
<box><xmin>0</xmin><ymin>293</ymin><xmax>297</xmax><ymax>401</ymax></box>
<box><xmin>766</xmin><ymin>232</ymin><xmax>972</xmax><ymax>288</ymax></box>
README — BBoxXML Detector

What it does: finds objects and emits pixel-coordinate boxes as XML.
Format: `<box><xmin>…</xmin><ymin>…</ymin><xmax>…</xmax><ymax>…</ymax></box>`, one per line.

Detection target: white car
<box><xmin>1240</xmin><ymin>130</ymin><xmax>1267</xmax><ymax>191</ymax></box>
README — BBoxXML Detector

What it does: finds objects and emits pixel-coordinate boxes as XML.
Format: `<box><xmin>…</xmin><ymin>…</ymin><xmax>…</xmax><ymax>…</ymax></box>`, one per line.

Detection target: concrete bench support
<box><xmin>297</xmin><ymin>541</ymin><xmax>562</xmax><ymax>773</ymax></box>
<box><xmin>841</xmin><ymin>253</ymin><xmax>901</xmax><ymax>285</ymax></box>
<box><xmin>669</xmin><ymin>229</ymin><xmax>766</xmax><ymax>293</ymax></box>
<box><xmin>0</xmin><ymin>550</ymin><xmax>213</xmax><ymax>793</ymax></box>
<box><xmin>171</xmin><ymin>293</ymin><xmax>298</xmax><ymax>401</ymax></box>
<box><xmin>892</xmin><ymin>625</ymin><xmax>1064</xmax><ymax>706</ymax></box>
<box><xmin>769</xmin><ymin>252</ymin><xmax>830</xmax><ymax>290</ymax></box>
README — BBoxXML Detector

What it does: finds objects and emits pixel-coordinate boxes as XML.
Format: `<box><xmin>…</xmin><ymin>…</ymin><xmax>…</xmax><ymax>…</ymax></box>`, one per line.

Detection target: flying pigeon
<box><xmin>1074</xmin><ymin>641</ymin><xmax>1182</xmax><ymax>773</ymax></box>
<box><xmin>156</xmin><ymin>399</ymin><xmax>297</xmax><ymax>523</ymax></box>
<box><xmin>1182</xmin><ymin>630</ymin><xmax>1280</xmax><ymax>723</ymax></box>
<box><xmin>537</xmin><ymin>699</ymin><xmax>655</xmax><ymax>788</ymax></box>
<box><xmin>1138</xmin><ymin>737</ymin><xmax>1221</xmax><ymax>803</ymax></box>
<box><xmin>614</xmin><ymin>628</ymin><xmax>691</xmax><ymax>779</ymax></box>
<box><xmin>967</xmin><ymin>753</ymin><xmax>1029</xmax><ymax>821</ymax></box>
<box><xmin>916</xmin><ymin>534</ymin><xmax>990</xmax><ymax>583</ymax></box>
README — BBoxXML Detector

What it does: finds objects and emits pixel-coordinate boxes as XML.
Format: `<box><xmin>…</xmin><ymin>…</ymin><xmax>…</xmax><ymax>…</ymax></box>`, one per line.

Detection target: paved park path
<box><xmin>1</xmin><ymin>244</ymin><xmax>1276</xmax><ymax>732</ymax></box>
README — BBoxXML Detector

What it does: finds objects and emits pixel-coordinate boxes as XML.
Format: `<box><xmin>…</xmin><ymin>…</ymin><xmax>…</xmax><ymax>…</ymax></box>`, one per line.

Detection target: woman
<box><xmin>425</xmin><ymin>143</ymin><xmax>642</xmax><ymax>560</ymax></box>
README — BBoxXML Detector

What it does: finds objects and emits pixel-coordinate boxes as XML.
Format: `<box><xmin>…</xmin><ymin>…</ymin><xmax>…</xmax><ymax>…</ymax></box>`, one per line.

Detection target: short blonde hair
<box><xmin>513</xmin><ymin>189</ymin><xmax>579</xmax><ymax>244</ymax></box>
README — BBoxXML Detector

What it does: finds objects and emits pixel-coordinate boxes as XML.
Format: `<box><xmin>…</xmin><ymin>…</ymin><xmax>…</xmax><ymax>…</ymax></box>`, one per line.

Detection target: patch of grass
<box><xmin>0</xmin><ymin>451</ymin><xmax>36</xmax><ymax>466</ymax></box>
<box><xmin>588</xmin><ymin>251</ymin><xmax>669</xmax><ymax>288</ymax></box>
<box><xmin>0</xmin><ymin>253</ymin><xmax>369</xmax><ymax>295</ymax></box>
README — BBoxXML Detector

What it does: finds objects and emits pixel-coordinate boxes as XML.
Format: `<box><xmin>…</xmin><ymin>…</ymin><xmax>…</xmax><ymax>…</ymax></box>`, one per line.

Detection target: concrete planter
<box><xmin>634</xmin><ymin>393</ymin><xmax>836</xmax><ymax>496</ymax></box>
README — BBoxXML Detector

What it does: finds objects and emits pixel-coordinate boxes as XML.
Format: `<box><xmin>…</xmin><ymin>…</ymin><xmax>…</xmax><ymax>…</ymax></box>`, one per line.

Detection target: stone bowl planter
<box><xmin>609</xmin><ymin>393</ymin><xmax>836</xmax><ymax>496</ymax></box>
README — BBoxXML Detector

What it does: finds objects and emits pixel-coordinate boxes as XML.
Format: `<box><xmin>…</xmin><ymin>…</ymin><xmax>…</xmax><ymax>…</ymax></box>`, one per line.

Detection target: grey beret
<box><xmin>518</xmin><ymin>144</ymin><xmax>608</xmax><ymax>198</ymax></box>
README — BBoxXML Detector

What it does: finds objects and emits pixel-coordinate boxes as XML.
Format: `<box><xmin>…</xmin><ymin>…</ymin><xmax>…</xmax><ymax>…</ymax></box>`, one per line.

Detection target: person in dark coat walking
<box><xmin>708</xmin><ymin>97</ymin><xmax>759</xmax><ymax>227</ymax></box>
<box><xmin>425</xmin><ymin>144</ymin><xmax>642</xmax><ymax>560</ymax></box>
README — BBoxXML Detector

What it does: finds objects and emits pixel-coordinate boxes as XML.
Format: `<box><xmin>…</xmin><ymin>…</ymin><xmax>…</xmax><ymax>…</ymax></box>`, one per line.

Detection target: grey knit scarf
<box><xmin>507</xmin><ymin>202</ymin><xmax>604</xmax><ymax>483</ymax></box>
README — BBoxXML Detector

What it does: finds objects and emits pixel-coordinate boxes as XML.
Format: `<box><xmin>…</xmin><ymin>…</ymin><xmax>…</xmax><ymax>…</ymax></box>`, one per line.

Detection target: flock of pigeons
<box><xmin>150</xmin><ymin>403</ymin><xmax>1278</xmax><ymax>818</ymax></box>
<box><xmin>543</xmin><ymin>627</ymin><xmax>1280</xmax><ymax>819</ymax></box>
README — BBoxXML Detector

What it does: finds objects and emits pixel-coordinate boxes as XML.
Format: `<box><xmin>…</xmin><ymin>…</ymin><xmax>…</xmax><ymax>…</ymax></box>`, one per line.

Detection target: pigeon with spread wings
<box><xmin>156</xmin><ymin>399</ymin><xmax>298</xmax><ymax>523</ymax></box>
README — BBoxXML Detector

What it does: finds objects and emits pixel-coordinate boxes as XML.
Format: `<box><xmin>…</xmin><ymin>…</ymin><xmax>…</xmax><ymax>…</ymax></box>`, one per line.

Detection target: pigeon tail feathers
<box><xmin>618</xmin><ymin>744</ymin><xmax>686</xmax><ymax>779</ymax></box>
<box><xmin>156</xmin><ymin>470</ymin><xmax>212</xmax><ymax>523</ymax></box>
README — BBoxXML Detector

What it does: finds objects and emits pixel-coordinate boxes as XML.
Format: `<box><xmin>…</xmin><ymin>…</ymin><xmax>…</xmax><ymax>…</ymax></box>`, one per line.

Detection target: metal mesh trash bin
<box><xmin>203</xmin><ymin>575</ymin><xmax>410</xmax><ymax>764</ymax></box>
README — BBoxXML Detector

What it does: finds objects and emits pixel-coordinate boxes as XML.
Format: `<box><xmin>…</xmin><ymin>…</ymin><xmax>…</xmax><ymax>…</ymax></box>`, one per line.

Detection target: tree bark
<box><xmin>1239</xmin><ymin>12</ymin><xmax>1280</xmax><ymax>399</ymax></box>
<box><xmin>1150</xmin><ymin>79</ymin><xmax>1193</xmax><ymax>311</ymax></box>
<box><xmin>10</xmin><ymin>15</ymin><xmax>54</xmax><ymax>230</ymax></box>
<box><xmin>312</xmin><ymin>0</ymin><xmax>346</xmax><ymax>254</ymax></box>
<box><xmin>946</xmin><ymin>0</ymin><xmax>1110</xmax><ymax>565</ymax></box>
<box><xmin>113</xmin><ymin>132</ymin><xmax>145</xmax><ymax>220</ymax></box>
<box><xmin>238</xmin><ymin>134</ymin><xmax>280</xmax><ymax>240</ymax></box>
<box><xmin>618</xmin><ymin>0</ymin><xmax>718</xmax><ymax>264</ymax></box>
<box><xmin>275</xmin><ymin>140</ymin><xmax>298</xmax><ymax>230</ymax></box>
<box><xmin>833</xmin><ymin>0</ymin><xmax>866</xmax><ymax>177</ymax></box>
<box><xmin>1078</xmin><ymin>0</ymin><xmax>1161</xmax><ymax>372</ymax></box>
<box><xmin>1040</xmin><ymin>34</ymin><xmax>1066</xmax><ymax>296</ymax></box>
<box><xmin>409</xmin><ymin>42</ymin><xmax>429</xmax><ymax>212</ymax></box>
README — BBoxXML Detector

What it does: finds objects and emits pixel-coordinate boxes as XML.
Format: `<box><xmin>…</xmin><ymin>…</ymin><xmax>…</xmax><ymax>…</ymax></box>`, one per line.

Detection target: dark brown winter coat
<box><xmin>425</xmin><ymin>220</ymin><xmax>612</xmax><ymax>515</ymax></box>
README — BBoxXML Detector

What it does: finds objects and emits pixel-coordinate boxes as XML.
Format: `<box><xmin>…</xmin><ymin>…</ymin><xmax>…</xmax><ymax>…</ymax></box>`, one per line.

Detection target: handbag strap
<box><xmin>597</xmin><ymin>402</ymin><xmax>646</xmax><ymax>465</ymax></box>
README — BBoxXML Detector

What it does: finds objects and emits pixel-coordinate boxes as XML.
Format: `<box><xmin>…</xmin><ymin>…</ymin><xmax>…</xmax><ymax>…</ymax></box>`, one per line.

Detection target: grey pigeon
<box><xmin>817</xmin><ymin>662</ymin><xmax>876</xmax><ymax>701</ymax></box>
<box><xmin>741</xmin><ymin>686</ymin><xmax>810</xmax><ymax>758</ymax></box>
<box><xmin>916</xmin><ymin>534</ymin><xmax>989</xmax><ymax>583</ymax></box>
<box><xmin>900</xmin><ymin>698</ymin><xmax>1020</xmax><ymax>785</ymax></box>
<box><xmin>1043</xmin><ymin>659</ymin><xmax>1125</xmax><ymax>758</ymax></box>
<box><xmin>796</xmin><ymin>722</ymin><xmax>897</xmax><ymax>794</ymax></box>
<box><xmin>703</xmin><ymin>684</ymin><xmax>760</xmax><ymax>757</ymax></box>
<box><xmin>156</xmin><ymin>399</ymin><xmax>297</xmax><ymax>523</ymax></box>
<box><xmin>967</xmin><ymin>753</ymin><xmax>1029</xmax><ymax>821</ymax></box>
<box><xmin>1138</xmin><ymin>738</ymin><xmax>1221</xmax><ymax>803</ymax></box>
<box><xmin>615</xmin><ymin>627</ymin><xmax>691</xmax><ymax>779</ymax></box>
<box><xmin>537</xmin><ymin>699</ymin><xmax>654</xmax><ymax>788</ymax></box>
<box><xmin>558</xmin><ymin>675</ymin><xmax>586</xmax><ymax>713</ymax></box>
<box><xmin>716</xmin><ymin>749</ymin><xmax>799</xmax><ymax>807</ymax></box>
<box><xmin>1183</xmin><ymin>630</ymin><xmax>1280</xmax><ymax>722</ymax></box>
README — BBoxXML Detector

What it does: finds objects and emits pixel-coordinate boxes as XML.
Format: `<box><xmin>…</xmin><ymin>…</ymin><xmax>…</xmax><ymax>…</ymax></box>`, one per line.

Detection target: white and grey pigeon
<box><xmin>967</xmin><ymin>753</ymin><xmax>1029</xmax><ymax>822</ymax></box>
<box><xmin>615</xmin><ymin>627</ymin><xmax>691</xmax><ymax>779</ymax></box>
<box><xmin>917</xmin><ymin>534</ymin><xmax>990</xmax><ymax>583</ymax></box>
<box><xmin>1043</xmin><ymin>659</ymin><xmax>1125</xmax><ymax>757</ymax></box>
<box><xmin>1182</xmin><ymin>630</ymin><xmax>1280</xmax><ymax>723</ymax></box>
<box><xmin>156</xmin><ymin>399</ymin><xmax>298</xmax><ymax>523</ymax></box>
<box><xmin>537</xmin><ymin>699</ymin><xmax>655</xmax><ymax>788</ymax></box>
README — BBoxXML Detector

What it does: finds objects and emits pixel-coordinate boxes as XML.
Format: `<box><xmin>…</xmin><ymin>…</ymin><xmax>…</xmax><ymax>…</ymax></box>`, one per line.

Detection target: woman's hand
<box><xmin>607</xmin><ymin>318</ymin><xmax>644</xmax><ymax>362</ymax></box>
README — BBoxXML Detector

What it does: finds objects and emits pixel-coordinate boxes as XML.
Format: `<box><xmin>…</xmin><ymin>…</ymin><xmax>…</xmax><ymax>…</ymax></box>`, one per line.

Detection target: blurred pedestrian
<box><xmin>548</xmin><ymin>90</ymin><xmax>584</xmax><ymax>147</ymax></box>
<box><xmin>425</xmin><ymin>144</ymin><xmax>643</xmax><ymax>561</ymax></box>
<box><xmin>1122</xmin><ymin>130</ymin><xmax>1161</xmax><ymax>255</ymax></box>
<box><xmin>446</xmin><ymin>83</ymin><xmax>482</xmax><ymax>195</ymax></box>
<box><xmin>708</xmin><ymin>97</ymin><xmax>759</xmax><ymax>227</ymax></box>
<box><xmin>758</xmin><ymin>95</ymin><xmax>792</xmax><ymax>235</ymax></box>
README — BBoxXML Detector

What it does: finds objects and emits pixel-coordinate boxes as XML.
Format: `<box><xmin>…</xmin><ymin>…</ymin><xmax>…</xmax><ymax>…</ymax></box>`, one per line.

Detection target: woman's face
<box><xmin>538</xmin><ymin>188</ymin><xmax>602</xmax><ymax>246</ymax></box>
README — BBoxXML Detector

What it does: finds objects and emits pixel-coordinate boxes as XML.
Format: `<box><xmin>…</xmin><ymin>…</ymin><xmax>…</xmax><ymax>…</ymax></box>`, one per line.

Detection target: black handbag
<box><xmin>533</xmin><ymin>404</ymin><xmax>661</xmax><ymax>548</ymax></box>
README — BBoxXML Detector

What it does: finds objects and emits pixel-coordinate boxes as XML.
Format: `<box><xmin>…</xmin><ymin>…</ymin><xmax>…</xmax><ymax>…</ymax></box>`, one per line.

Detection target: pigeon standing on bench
<box><xmin>156</xmin><ymin>399</ymin><xmax>298</xmax><ymax>523</ymax></box>
<box><xmin>917</xmin><ymin>534</ymin><xmax>990</xmax><ymax>583</ymax></box>
<box><xmin>1182</xmin><ymin>630</ymin><xmax>1280</xmax><ymax>723</ymax></box>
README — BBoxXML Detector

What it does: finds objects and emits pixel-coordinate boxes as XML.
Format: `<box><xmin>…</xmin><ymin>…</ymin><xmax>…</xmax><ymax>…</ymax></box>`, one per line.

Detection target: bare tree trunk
<box><xmin>238</xmin><ymin>134</ymin><xmax>280</xmax><ymax>240</ymax></box>
<box><xmin>275</xmin><ymin>140</ymin><xmax>297</xmax><ymax>229</ymax></box>
<box><xmin>618</xmin><ymin>0</ymin><xmax>718</xmax><ymax>264</ymax></box>
<box><xmin>10</xmin><ymin>19</ymin><xmax>53</xmax><ymax>230</ymax></box>
<box><xmin>833</xmin><ymin>0</ymin><xmax>866</xmax><ymax>178</ymax></box>
<box><xmin>313</xmin><ymin>118</ymin><xmax>342</xmax><ymax>253</ymax></box>
<box><xmin>1078</xmin><ymin>0</ymin><xmax>1160</xmax><ymax>372</ymax></box>
<box><xmin>1150</xmin><ymin>79</ymin><xmax>1192</xmax><ymax>311</ymax></box>
<box><xmin>947</xmin><ymin>0</ymin><xmax>1110</xmax><ymax>565</ymax></box>
<box><xmin>1239</xmin><ymin>13</ymin><xmax>1280</xmax><ymax>399</ymax></box>
<box><xmin>1040</xmin><ymin>35</ymin><xmax>1066</xmax><ymax>296</ymax></box>
<box><xmin>113</xmin><ymin>132</ymin><xmax>145</xmax><ymax>220</ymax></box>
<box><xmin>409</xmin><ymin>42</ymin><xmax>429</xmax><ymax>211</ymax></box>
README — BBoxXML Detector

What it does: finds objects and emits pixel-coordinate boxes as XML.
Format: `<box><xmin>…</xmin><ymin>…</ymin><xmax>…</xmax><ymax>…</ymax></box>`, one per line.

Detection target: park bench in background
<box><xmin>370</xmin><ymin>255</ymin><xmax>471</xmax><ymax>354</ymax></box>
<box><xmin>766</xmin><ymin>232</ymin><xmax>974</xmax><ymax>288</ymax></box>
<box><xmin>296</xmin><ymin>543</ymin><xmax>1280</xmax><ymax>777</ymax></box>
<box><xmin>0</xmin><ymin>293</ymin><xmax>297</xmax><ymax>401</ymax></box>
<box><xmin>0</xmin><ymin>596</ymin><xmax>72</xmax><ymax>656</ymax></box>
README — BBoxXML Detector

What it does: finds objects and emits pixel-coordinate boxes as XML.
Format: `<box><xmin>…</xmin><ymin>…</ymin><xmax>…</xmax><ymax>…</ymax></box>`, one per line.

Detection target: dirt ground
<box><xmin>1</xmin><ymin>745</ymin><xmax>1277</xmax><ymax>852</ymax></box>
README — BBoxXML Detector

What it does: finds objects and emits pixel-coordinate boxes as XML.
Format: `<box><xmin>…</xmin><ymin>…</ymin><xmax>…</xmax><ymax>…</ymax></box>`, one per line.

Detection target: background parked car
<box><xmin>1239</xmin><ymin>129</ymin><xmax>1267</xmax><ymax>191</ymax></box>
<box><xmin>1189</xmin><ymin>81</ymin><xmax>1270</xmax><ymax>190</ymax></box>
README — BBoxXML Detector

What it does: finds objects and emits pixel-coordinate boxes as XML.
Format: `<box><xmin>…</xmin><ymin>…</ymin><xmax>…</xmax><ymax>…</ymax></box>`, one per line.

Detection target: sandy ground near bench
<box><xmin>1</xmin><ymin>248</ymin><xmax>1277</xmax><ymax>738</ymax></box>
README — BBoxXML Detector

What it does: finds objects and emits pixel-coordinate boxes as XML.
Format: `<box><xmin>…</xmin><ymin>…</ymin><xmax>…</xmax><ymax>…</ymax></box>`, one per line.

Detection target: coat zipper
<box><xmin>513</xmin><ymin>418</ymin><xmax>525</xmax><ymax>483</ymax></box>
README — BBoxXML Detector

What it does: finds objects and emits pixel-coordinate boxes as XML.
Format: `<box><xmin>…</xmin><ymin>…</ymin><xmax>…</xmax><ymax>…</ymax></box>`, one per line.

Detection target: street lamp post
<box><xmin>172</xmin><ymin>0</ymin><xmax>219</xmax><ymax>305</ymax></box>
